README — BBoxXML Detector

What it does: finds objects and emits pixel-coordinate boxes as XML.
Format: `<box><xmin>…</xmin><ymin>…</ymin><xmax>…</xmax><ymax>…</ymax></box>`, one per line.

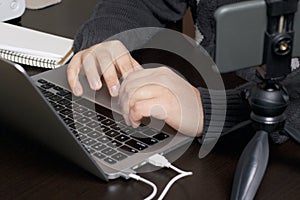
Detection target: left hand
<box><xmin>118</xmin><ymin>66</ymin><xmax>204</xmax><ymax>137</ymax></box>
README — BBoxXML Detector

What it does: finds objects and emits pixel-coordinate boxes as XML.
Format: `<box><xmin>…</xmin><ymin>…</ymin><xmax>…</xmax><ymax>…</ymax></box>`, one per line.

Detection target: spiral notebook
<box><xmin>0</xmin><ymin>22</ymin><xmax>73</xmax><ymax>69</ymax></box>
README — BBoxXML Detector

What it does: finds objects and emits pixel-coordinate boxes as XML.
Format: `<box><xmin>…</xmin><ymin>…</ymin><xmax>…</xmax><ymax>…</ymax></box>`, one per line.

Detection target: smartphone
<box><xmin>214</xmin><ymin>0</ymin><xmax>300</xmax><ymax>73</ymax></box>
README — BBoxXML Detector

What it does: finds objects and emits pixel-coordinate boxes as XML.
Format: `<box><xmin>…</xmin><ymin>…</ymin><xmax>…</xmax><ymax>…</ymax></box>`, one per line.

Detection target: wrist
<box><xmin>193</xmin><ymin>87</ymin><xmax>204</xmax><ymax>137</ymax></box>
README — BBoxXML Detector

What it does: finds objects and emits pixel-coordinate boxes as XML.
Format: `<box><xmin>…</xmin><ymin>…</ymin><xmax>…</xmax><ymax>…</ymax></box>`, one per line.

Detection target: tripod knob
<box><xmin>273</xmin><ymin>33</ymin><xmax>292</xmax><ymax>56</ymax></box>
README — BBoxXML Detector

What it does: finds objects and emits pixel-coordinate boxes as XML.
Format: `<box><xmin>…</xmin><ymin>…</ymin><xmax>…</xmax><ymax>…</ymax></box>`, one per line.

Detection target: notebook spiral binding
<box><xmin>0</xmin><ymin>49</ymin><xmax>59</xmax><ymax>69</ymax></box>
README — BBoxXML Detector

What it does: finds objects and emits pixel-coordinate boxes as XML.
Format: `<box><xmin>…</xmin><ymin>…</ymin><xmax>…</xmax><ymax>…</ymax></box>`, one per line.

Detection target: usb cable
<box><xmin>147</xmin><ymin>154</ymin><xmax>193</xmax><ymax>200</ymax></box>
<box><xmin>128</xmin><ymin>154</ymin><xmax>193</xmax><ymax>200</ymax></box>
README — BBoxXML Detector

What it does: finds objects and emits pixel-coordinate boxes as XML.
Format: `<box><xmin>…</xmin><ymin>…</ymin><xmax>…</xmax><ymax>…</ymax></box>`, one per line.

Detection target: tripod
<box><xmin>230</xmin><ymin>0</ymin><xmax>300</xmax><ymax>199</ymax></box>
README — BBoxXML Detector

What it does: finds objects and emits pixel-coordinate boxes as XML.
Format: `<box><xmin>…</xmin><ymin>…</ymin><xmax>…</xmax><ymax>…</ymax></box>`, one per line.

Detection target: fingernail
<box><xmin>110</xmin><ymin>85</ymin><xmax>119</xmax><ymax>97</ymax></box>
<box><xmin>92</xmin><ymin>78</ymin><xmax>100</xmax><ymax>89</ymax></box>
<box><xmin>74</xmin><ymin>82</ymin><xmax>82</xmax><ymax>96</ymax></box>
<box><xmin>132</xmin><ymin>122</ymin><xmax>139</xmax><ymax>128</ymax></box>
<box><xmin>74</xmin><ymin>87</ymin><xmax>81</xmax><ymax>96</ymax></box>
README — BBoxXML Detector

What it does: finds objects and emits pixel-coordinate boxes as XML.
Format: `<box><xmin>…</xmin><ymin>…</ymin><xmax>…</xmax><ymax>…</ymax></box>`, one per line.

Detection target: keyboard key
<box><xmin>37</xmin><ymin>79</ymin><xmax>48</xmax><ymax>84</ymax></box>
<box><xmin>106</xmin><ymin>140</ymin><xmax>122</xmax><ymax>148</ymax></box>
<box><xmin>142</xmin><ymin>128</ymin><xmax>158</xmax><ymax>137</ymax></box>
<box><xmin>87</xmin><ymin>131</ymin><xmax>103</xmax><ymax>139</ymax></box>
<box><xmin>103</xmin><ymin>157</ymin><xmax>117</xmax><ymax>165</ymax></box>
<box><xmin>83</xmin><ymin>110</ymin><xmax>97</xmax><ymax>118</ymax></box>
<box><xmin>91</xmin><ymin>143</ymin><xmax>106</xmax><ymax>151</ymax></box>
<box><xmin>93</xmin><ymin>152</ymin><xmax>106</xmax><ymax>160</ymax></box>
<box><xmin>111</xmin><ymin>152</ymin><xmax>127</xmax><ymax>161</ymax></box>
<box><xmin>86</xmin><ymin>121</ymin><xmax>100</xmax><ymax>129</ymax></box>
<box><xmin>121</xmin><ymin>127</ymin><xmax>135</xmax><ymax>135</ymax></box>
<box><xmin>41</xmin><ymin>82</ymin><xmax>55</xmax><ymax>89</ymax></box>
<box><xmin>81</xmin><ymin>138</ymin><xmax>97</xmax><ymax>146</ymax></box>
<box><xmin>105</xmin><ymin>130</ymin><xmax>120</xmax><ymax>138</ymax></box>
<box><xmin>84</xmin><ymin>145</ymin><xmax>95</xmax><ymax>154</ymax></box>
<box><xmin>68</xmin><ymin>112</ymin><xmax>82</xmax><ymax>120</ymax></box>
<box><xmin>153</xmin><ymin>132</ymin><xmax>170</xmax><ymax>141</ymax></box>
<box><xmin>110</xmin><ymin>123</ymin><xmax>125</xmax><ymax>131</ymax></box>
<box><xmin>57</xmin><ymin>98</ymin><xmax>71</xmax><ymax>106</ymax></box>
<box><xmin>125</xmin><ymin>139</ymin><xmax>148</xmax><ymax>151</ymax></box>
<box><xmin>56</xmin><ymin>90</ymin><xmax>71</xmax><ymax>96</ymax></box>
<box><xmin>119</xmin><ymin>145</ymin><xmax>138</xmax><ymax>155</ymax></box>
<box><xmin>77</xmin><ymin>134</ymin><xmax>87</xmax><ymax>141</ymax></box>
<box><xmin>60</xmin><ymin>108</ymin><xmax>73</xmax><ymax>115</ymax></box>
<box><xmin>53</xmin><ymin>104</ymin><xmax>64</xmax><ymax>111</ymax></box>
<box><xmin>68</xmin><ymin>122</ymin><xmax>84</xmax><ymax>129</ymax></box>
<box><xmin>115</xmin><ymin>134</ymin><xmax>130</xmax><ymax>142</ymax></box>
<box><xmin>77</xmin><ymin>117</ymin><xmax>91</xmax><ymax>124</ymax></box>
<box><xmin>53</xmin><ymin>85</ymin><xmax>64</xmax><ymax>91</ymax></box>
<box><xmin>78</xmin><ymin>126</ymin><xmax>93</xmax><ymax>134</ymax></box>
<box><xmin>62</xmin><ymin>117</ymin><xmax>74</xmax><ymax>125</ymax></box>
<box><xmin>65</xmin><ymin>102</ymin><xmax>80</xmax><ymax>110</ymax></box>
<box><xmin>70</xmin><ymin>129</ymin><xmax>79</xmax><ymax>137</ymax></box>
<box><xmin>43</xmin><ymin>91</ymin><xmax>54</xmax><ymax>98</ymax></box>
<box><xmin>131</xmin><ymin>132</ymin><xmax>158</xmax><ymax>146</ymax></box>
<box><xmin>101</xmin><ymin>118</ymin><xmax>115</xmax><ymax>126</ymax></box>
<box><xmin>96</xmin><ymin>114</ymin><xmax>105</xmax><ymax>122</ymax></box>
<box><xmin>97</xmin><ymin>136</ymin><xmax>112</xmax><ymax>143</ymax></box>
<box><xmin>101</xmin><ymin>147</ymin><xmax>117</xmax><ymax>156</ymax></box>
<box><xmin>95</xmin><ymin>125</ymin><xmax>110</xmax><ymax>133</ymax></box>
<box><xmin>74</xmin><ymin>106</ymin><xmax>88</xmax><ymax>113</ymax></box>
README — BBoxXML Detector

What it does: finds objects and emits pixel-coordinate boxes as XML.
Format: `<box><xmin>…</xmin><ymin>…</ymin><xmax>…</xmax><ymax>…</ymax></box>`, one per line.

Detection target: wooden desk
<box><xmin>1</xmin><ymin>1</ymin><xmax>300</xmax><ymax>199</ymax></box>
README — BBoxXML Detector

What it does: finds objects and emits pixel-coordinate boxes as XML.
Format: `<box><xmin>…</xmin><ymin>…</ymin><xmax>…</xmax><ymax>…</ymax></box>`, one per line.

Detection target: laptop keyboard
<box><xmin>36</xmin><ymin>79</ymin><xmax>170</xmax><ymax>165</ymax></box>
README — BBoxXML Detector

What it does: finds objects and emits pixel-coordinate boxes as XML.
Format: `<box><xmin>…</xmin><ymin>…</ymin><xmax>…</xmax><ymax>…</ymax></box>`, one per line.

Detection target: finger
<box><xmin>67</xmin><ymin>51</ymin><xmax>84</xmax><ymax>96</ymax></box>
<box><xmin>131</xmin><ymin>58</ymin><xmax>143</xmax><ymax>70</ymax></box>
<box><xmin>114</xmin><ymin>52</ymin><xmax>136</xmax><ymax>79</ymax></box>
<box><xmin>129</xmin><ymin>98</ymin><xmax>167</xmax><ymax>128</ymax></box>
<box><xmin>82</xmin><ymin>51</ymin><xmax>102</xmax><ymax>91</ymax></box>
<box><xmin>119</xmin><ymin>84</ymin><xmax>163</xmax><ymax>119</ymax></box>
<box><xmin>119</xmin><ymin>68</ymin><xmax>155</xmax><ymax>100</ymax></box>
<box><xmin>96</xmin><ymin>52</ymin><xmax>120</xmax><ymax>97</ymax></box>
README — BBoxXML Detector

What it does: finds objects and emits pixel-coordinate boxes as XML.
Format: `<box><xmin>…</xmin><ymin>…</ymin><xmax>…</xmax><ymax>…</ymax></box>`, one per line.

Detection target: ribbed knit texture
<box><xmin>198</xmin><ymin>84</ymin><xmax>251</xmax><ymax>139</ymax></box>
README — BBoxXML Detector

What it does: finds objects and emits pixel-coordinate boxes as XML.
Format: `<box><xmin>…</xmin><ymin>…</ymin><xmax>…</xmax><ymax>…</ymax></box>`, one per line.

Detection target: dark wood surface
<box><xmin>1</xmin><ymin>1</ymin><xmax>300</xmax><ymax>199</ymax></box>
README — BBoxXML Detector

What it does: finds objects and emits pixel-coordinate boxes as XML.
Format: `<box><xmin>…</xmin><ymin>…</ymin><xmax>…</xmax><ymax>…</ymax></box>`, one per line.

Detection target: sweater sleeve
<box><xmin>197</xmin><ymin>84</ymin><xmax>252</xmax><ymax>143</ymax></box>
<box><xmin>73</xmin><ymin>0</ymin><xmax>188</xmax><ymax>52</ymax></box>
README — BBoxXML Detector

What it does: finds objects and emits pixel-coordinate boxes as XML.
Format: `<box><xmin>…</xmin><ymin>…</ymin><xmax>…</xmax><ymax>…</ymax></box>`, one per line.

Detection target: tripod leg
<box><xmin>284</xmin><ymin>125</ymin><xmax>300</xmax><ymax>144</ymax></box>
<box><xmin>230</xmin><ymin>130</ymin><xmax>269</xmax><ymax>200</ymax></box>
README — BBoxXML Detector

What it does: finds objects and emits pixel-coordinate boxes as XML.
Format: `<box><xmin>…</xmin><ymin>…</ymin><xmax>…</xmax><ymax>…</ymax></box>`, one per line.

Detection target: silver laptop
<box><xmin>0</xmin><ymin>58</ymin><xmax>192</xmax><ymax>181</ymax></box>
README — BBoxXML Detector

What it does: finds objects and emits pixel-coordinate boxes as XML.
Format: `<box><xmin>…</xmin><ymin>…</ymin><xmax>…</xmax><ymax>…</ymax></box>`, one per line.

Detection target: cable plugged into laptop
<box><xmin>128</xmin><ymin>154</ymin><xmax>193</xmax><ymax>200</ymax></box>
<box><xmin>128</xmin><ymin>173</ymin><xmax>158</xmax><ymax>200</ymax></box>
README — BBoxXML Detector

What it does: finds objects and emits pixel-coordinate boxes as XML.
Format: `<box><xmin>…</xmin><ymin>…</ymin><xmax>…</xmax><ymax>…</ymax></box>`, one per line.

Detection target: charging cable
<box><xmin>128</xmin><ymin>173</ymin><xmax>157</xmax><ymax>200</ymax></box>
<box><xmin>127</xmin><ymin>154</ymin><xmax>192</xmax><ymax>200</ymax></box>
<box><xmin>147</xmin><ymin>154</ymin><xmax>193</xmax><ymax>200</ymax></box>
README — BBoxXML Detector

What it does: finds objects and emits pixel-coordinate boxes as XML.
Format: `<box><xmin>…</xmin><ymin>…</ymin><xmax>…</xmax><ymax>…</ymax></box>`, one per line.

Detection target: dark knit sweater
<box><xmin>73</xmin><ymin>0</ymin><xmax>300</xmax><ymax>142</ymax></box>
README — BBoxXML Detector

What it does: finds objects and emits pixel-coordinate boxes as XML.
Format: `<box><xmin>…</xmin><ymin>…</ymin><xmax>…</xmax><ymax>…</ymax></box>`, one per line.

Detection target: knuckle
<box><xmin>160</xmin><ymin>66</ymin><xmax>172</xmax><ymax>73</ymax></box>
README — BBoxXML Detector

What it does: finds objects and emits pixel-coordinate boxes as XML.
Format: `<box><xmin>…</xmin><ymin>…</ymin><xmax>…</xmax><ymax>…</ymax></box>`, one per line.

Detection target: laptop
<box><xmin>0</xmin><ymin>58</ymin><xmax>193</xmax><ymax>181</ymax></box>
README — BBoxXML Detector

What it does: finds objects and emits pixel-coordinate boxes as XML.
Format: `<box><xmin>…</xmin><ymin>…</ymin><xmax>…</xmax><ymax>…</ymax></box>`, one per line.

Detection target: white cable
<box><xmin>169</xmin><ymin>164</ymin><xmax>190</xmax><ymax>174</ymax></box>
<box><xmin>128</xmin><ymin>173</ymin><xmax>157</xmax><ymax>200</ymax></box>
<box><xmin>147</xmin><ymin>154</ymin><xmax>193</xmax><ymax>200</ymax></box>
<box><xmin>157</xmin><ymin>171</ymin><xmax>193</xmax><ymax>200</ymax></box>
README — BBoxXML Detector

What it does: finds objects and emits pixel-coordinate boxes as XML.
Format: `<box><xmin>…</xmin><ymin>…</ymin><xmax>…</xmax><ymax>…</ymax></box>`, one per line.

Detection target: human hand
<box><xmin>67</xmin><ymin>40</ymin><xmax>142</xmax><ymax>97</ymax></box>
<box><xmin>118</xmin><ymin>66</ymin><xmax>204</xmax><ymax>137</ymax></box>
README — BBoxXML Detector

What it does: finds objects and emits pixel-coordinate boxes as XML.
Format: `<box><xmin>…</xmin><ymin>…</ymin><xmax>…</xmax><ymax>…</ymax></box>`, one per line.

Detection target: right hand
<box><xmin>118</xmin><ymin>66</ymin><xmax>204</xmax><ymax>137</ymax></box>
<box><xmin>67</xmin><ymin>40</ymin><xmax>142</xmax><ymax>97</ymax></box>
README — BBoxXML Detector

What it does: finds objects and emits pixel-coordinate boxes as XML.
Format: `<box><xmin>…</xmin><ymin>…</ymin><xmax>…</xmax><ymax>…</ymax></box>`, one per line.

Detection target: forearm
<box><xmin>73</xmin><ymin>0</ymin><xmax>187</xmax><ymax>52</ymax></box>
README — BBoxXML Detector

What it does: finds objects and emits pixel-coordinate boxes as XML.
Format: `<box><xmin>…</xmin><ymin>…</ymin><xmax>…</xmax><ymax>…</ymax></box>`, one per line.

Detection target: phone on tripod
<box><xmin>214</xmin><ymin>0</ymin><xmax>300</xmax><ymax>73</ymax></box>
<box><xmin>214</xmin><ymin>1</ymin><xmax>300</xmax><ymax>199</ymax></box>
